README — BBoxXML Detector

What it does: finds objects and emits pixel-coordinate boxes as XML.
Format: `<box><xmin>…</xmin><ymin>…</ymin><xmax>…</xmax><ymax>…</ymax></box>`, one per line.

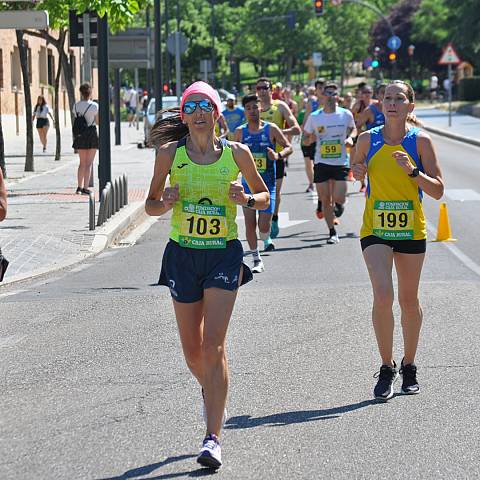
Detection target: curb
<box><xmin>423</xmin><ymin>125</ymin><xmax>480</xmax><ymax>148</ymax></box>
<box><xmin>0</xmin><ymin>200</ymin><xmax>146</xmax><ymax>288</ymax></box>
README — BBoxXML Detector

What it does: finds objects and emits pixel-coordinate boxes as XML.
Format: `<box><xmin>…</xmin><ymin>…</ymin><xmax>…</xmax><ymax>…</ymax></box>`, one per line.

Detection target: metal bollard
<box><xmin>89</xmin><ymin>191</ymin><xmax>95</xmax><ymax>231</ymax></box>
<box><xmin>123</xmin><ymin>174</ymin><xmax>129</xmax><ymax>206</ymax></box>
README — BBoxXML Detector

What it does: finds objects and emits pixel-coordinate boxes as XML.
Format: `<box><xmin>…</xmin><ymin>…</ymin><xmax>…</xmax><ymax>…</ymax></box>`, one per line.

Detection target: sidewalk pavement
<box><xmin>0</xmin><ymin>122</ymin><xmax>154</xmax><ymax>286</ymax></box>
<box><xmin>415</xmin><ymin>107</ymin><xmax>480</xmax><ymax>147</ymax></box>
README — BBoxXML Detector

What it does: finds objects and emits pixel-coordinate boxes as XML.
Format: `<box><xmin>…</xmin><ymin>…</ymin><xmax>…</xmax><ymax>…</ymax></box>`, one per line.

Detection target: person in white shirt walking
<box><xmin>125</xmin><ymin>85</ymin><xmax>138</xmax><ymax>126</ymax></box>
<box><xmin>32</xmin><ymin>96</ymin><xmax>54</xmax><ymax>153</ymax></box>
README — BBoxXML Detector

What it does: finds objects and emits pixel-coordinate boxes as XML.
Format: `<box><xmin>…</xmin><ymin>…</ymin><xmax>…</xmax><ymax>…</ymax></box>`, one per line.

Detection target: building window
<box><xmin>0</xmin><ymin>49</ymin><xmax>3</xmax><ymax>89</ymax></box>
<box><xmin>69</xmin><ymin>51</ymin><xmax>76</xmax><ymax>85</ymax></box>
<box><xmin>47</xmin><ymin>49</ymin><xmax>55</xmax><ymax>86</ymax></box>
<box><xmin>11</xmin><ymin>46</ymin><xmax>22</xmax><ymax>91</ymax></box>
<box><xmin>39</xmin><ymin>46</ymin><xmax>47</xmax><ymax>84</ymax></box>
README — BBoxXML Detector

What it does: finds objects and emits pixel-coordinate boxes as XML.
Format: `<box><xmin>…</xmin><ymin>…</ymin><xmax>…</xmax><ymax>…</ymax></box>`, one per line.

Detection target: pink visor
<box><xmin>180</xmin><ymin>81</ymin><xmax>222</xmax><ymax>120</ymax></box>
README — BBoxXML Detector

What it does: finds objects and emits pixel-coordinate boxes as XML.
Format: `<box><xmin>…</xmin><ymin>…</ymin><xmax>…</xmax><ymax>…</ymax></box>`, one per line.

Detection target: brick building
<box><xmin>0</xmin><ymin>29</ymin><xmax>97</xmax><ymax>137</ymax></box>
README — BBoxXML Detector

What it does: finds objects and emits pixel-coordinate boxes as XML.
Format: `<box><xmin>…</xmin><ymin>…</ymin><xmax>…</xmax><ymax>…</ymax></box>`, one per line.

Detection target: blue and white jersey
<box><xmin>241</xmin><ymin>122</ymin><xmax>276</xmax><ymax>189</ymax></box>
<box><xmin>365</xmin><ymin>103</ymin><xmax>385</xmax><ymax>130</ymax></box>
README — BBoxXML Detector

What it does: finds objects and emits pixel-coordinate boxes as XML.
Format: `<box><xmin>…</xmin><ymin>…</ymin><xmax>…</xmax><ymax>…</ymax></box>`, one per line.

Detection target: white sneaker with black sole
<box><xmin>252</xmin><ymin>259</ymin><xmax>265</xmax><ymax>273</ymax></box>
<box><xmin>197</xmin><ymin>434</ymin><xmax>222</xmax><ymax>469</ymax></box>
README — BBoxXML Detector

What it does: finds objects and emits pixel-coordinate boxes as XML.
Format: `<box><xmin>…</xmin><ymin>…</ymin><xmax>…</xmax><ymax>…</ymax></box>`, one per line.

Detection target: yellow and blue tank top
<box><xmin>169</xmin><ymin>137</ymin><xmax>240</xmax><ymax>249</ymax></box>
<box><xmin>240</xmin><ymin>122</ymin><xmax>276</xmax><ymax>189</ymax></box>
<box><xmin>365</xmin><ymin>103</ymin><xmax>385</xmax><ymax>130</ymax></box>
<box><xmin>360</xmin><ymin>127</ymin><xmax>426</xmax><ymax>241</ymax></box>
<box><xmin>260</xmin><ymin>100</ymin><xmax>284</xmax><ymax>129</ymax></box>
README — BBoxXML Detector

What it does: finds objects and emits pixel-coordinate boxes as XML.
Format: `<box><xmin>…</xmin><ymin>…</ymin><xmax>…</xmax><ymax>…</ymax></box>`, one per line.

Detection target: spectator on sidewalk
<box><xmin>429</xmin><ymin>73</ymin><xmax>439</xmax><ymax>102</ymax></box>
<box><xmin>72</xmin><ymin>83</ymin><xmax>99</xmax><ymax>195</ymax></box>
<box><xmin>0</xmin><ymin>168</ymin><xmax>9</xmax><ymax>282</ymax></box>
<box><xmin>32</xmin><ymin>96</ymin><xmax>54</xmax><ymax>153</ymax></box>
<box><xmin>125</xmin><ymin>85</ymin><xmax>138</xmax><ymax>127</ymax></box>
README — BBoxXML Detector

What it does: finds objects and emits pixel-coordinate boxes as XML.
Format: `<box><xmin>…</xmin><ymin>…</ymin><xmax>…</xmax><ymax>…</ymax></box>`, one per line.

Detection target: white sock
<box><xmin>252</xmin><ymin>249</ymin><xmax>260</xmax><ymax>261</ymax></box>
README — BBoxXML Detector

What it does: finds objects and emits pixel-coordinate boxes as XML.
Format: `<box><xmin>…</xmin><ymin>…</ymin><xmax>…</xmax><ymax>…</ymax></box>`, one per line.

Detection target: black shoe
<box><xmin>81</xmin><ymin>188</ymin><xmax>91</xmax><ymax>195</ymax></box>
<box><xmin>373</xmin><ymin>362</ymin><xmax>398</xmax><ymax>401</ymax></box>
<box><xmin>0</xmin><ymin>255</ymin><xmax>9</xmax><ymax>282</ymax></box>
<box><xmin>334</xmin><ymin>202</ymin><xmax>345</xmax><ymax>218</ymax></box>
<box><xmin>399</xmin><ymin>359</ymin><xmax>420</xmax><ymax>395</ymax></box>
<box><xmin>76</xmin><ymin>187</ymin><xmax>82</xmax><ymax>194</ymax></box>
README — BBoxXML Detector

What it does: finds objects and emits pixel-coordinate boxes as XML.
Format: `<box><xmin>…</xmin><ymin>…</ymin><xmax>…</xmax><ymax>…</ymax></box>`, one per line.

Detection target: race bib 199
<box><xmin>320</xmin><ymin>139</ymin><xmax>342</xmax><ymax>158</ymax></box>
<box><xmin>179</xmin><ymin>201</ymin><xmax>228</xmax><ymax>249</ymax></box>
<box><xmin>373</xmin><ymin>200</ymin><xmax>414</xmax><ymax>240</ymax></box>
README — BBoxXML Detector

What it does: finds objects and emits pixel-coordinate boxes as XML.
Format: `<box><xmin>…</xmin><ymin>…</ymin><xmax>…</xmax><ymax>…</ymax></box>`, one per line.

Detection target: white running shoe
<box><xmin>327</xmin><ymin>234</ymin><xmax>340</xmax><ymax>244</ymax></box>
<box><xmin>252</xmin><ymin>259</ymin><xmax>265</xmax><ymax>273</ymax></box>
<box><xmin>197</xmin><ymin>434</ymin><xmax>222</xmax><ymax>469</ymax></box>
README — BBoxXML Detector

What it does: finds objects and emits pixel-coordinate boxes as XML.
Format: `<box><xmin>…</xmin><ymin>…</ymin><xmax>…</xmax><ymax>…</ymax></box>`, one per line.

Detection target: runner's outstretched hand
<box><xmin>162</xmin><ymin>184</ymin><xmax>180</xmax><ymax>210</ymax></box>
<box><xmin>228</xmin><ymin>181</ymin><xmax>248</xmax><ymax>206</ymax></box>
<box><xmin>267</xmin><ymin>147</ymin><xmax>279</xmax><ymax>161</ymax></box>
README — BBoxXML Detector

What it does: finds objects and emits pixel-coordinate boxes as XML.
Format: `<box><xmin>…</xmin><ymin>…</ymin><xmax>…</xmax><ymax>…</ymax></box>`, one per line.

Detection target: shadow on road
<box><xmin>96</xmin><ymin>454</ymin><xmax>203</xmax><ymax>480</ymax></box>
<box><xmin>224</xmin><ymin>399</ymin><xmax>378</xmax><ymax>429</ymax></box>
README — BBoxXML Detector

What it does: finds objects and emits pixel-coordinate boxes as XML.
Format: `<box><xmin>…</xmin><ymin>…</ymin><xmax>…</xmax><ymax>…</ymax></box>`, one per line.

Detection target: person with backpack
<box><xmin>72</xmin><ymin>83</ymin><xmax>99</xmax><ymax>195</ymax></box>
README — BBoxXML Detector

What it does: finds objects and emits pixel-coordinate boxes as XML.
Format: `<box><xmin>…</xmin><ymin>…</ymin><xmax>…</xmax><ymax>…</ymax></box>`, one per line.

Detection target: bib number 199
<box><xmin>373</xmin><ymin>200</ymin><xmax>414</xmax><ymax>240</ymax></box>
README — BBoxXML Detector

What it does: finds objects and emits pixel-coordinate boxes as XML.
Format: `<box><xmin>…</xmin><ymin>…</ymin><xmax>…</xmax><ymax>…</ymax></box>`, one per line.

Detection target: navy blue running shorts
<box><xmin>360</xmin><ymin>235</ymin><xmax>426</xmax><ymax>254</ymax></box>
<box><xmin>158</xmin><ymin>239</ymin><xmax>253</xmax><ymax>303</ymax></box>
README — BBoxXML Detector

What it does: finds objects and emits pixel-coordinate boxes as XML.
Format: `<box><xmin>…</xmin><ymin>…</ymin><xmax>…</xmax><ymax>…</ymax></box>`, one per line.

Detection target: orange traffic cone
<box><xmin>434</xmin><ymin>202</ymin><xmax>456</xmax><ymax>242</ymax></box>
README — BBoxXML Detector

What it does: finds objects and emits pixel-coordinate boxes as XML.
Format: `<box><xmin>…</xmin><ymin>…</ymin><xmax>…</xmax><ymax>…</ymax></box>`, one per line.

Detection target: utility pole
<box><xmin>97</xmin><ymin>13</ymin><xmax>111</xmax><ymax>193</ymax></box>
<box><xmin>82</xmin><ymin>12</ymin><xmax>91</xmax><ymax>83</ymax></box>
<box><xmin>154</xmin><ymin>0</ymin><xmax>163</xmax><ymax>113</ymax></box>
<box><xmin>165</xmin><ymin>0</ymin><xmax>171</xmax><ymax>89</ymax></box>
<box><xmin>210</xmin><ymin>0</ymin><xmax>215</xmax><ymax>86</ymax></box>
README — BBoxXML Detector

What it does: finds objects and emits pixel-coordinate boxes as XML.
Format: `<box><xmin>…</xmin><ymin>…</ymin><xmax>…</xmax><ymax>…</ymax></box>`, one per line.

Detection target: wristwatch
<box><xmin>246</xmin><ymin>195</ymin><xmax>256</xmax><ymax>208</ymax></box>
<box><xmin>408</xmin><ymin>167</ymin><xmax>420</xmax><ymax>178</ymax></box>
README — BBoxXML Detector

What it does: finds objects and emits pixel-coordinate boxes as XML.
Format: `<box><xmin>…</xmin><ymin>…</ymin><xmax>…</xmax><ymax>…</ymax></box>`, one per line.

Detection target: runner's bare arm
<box><xmin>394</xmin><ymin>132</ymin><xmax>444</xmax><ymax>200</ymax></box>
<box><xmin>351</xmin><ymin>132</ymin><xmax>370</xmax><ymax>181</ymax></box>
<box><xmin>302</xmin><ymin>114</ymin><xmax>316</xmax><ymax>146</ymax></box>
<box><xmin>355</xmin><ymin>107</ymin><xmax>372</xmax><ymax>130</ymax></box>
<box><xmin>233</xmin><ymin>126</ymin><xmax>242</xmax><ymax>143</ymax></box>
<box><xmin>145</xmin><ymin>142</ymin><xmax>177</xmax><ymax>216</ymax></box>
<box><xmin>277</xmin><ymin>101</ymin><xmax>301</xmax><ymax>136</ymax></box>
<box><xmin>0</xmin><ymin>169</ymin><xmax>7</xmax><ymax>221</ymax></box>
<box><xmin>270</xmin><ymin>123</ymin><xmax>293</xmax><ymax>159</ymax></box>
<box><xmin>230</xmin><ymin>142</ymin><xmax>270</xmax><ymax>210</ymax></box>
<box><xmin>302</xmin><ymin>100</ymin><xmax>313</xmax><ymax>128</ymax></box>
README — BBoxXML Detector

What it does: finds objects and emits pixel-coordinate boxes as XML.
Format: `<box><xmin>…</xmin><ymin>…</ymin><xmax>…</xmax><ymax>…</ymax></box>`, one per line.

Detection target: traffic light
<box><xmin>388</xmin><ymin>52</ymin><xmax>397</xmax><ymax>62</ymax></box>
<box><xmin>314</xmin><ymin>0</ymin><xmax>324</xmax><ymax>17</ymax></box>
<box><xmin>371</xmin><ymin>59</ymin><xmax>380</xmax><ymax>68</ymax></box>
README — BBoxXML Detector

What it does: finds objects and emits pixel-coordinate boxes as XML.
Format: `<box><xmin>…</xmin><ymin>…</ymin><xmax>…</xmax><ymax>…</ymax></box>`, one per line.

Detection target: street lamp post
<box><xmin>154</xmin><ymin>0</ymin><xmax>163</xmax><ymax>113</ymax></box>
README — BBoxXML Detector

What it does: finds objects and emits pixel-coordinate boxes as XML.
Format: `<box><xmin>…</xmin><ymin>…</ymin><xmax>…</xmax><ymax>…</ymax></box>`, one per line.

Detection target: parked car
<box><xmin>141</xmin><ymin>96</ymin><xmax>180</xmax><ymax>148</ymax></box>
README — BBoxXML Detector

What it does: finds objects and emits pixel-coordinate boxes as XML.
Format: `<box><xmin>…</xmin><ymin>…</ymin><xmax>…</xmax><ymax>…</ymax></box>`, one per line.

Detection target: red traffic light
<box><xmin>388</xmin><ymin>52</ymin><xmax>397</xmax><ymax>62</ymax></box>
<box><xmin>314</xmin><ymin>0</ymin><xmax>324</xmax><ymax>16</ymax></box>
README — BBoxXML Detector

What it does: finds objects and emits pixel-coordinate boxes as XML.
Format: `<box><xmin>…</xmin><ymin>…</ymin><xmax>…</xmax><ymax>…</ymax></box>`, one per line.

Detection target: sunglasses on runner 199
<box><xmin>182</xmin><ymin>99</ymin><xmax>215</xmax><ymax>114</ymax></box>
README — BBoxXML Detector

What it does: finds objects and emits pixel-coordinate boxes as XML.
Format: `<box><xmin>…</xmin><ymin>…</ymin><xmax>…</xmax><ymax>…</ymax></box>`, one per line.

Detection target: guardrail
<box><xmin>96</xmin><ymin>174</ymin><xmax>129</xmax><ymax>228</ymax></box>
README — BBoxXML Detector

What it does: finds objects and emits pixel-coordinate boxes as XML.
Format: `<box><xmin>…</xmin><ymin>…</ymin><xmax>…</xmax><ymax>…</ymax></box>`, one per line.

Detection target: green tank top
<box><xmin>169</xmin><ymin>137</ymin><xmax>240</xmax><ymax>249</ymax></box>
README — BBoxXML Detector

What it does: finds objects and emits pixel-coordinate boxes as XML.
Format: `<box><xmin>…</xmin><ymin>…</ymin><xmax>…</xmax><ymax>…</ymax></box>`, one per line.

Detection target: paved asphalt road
<box><xmin>1</xmin><ymin>134</ymin><xmax>479</xmax><ymax>479</ymax></box>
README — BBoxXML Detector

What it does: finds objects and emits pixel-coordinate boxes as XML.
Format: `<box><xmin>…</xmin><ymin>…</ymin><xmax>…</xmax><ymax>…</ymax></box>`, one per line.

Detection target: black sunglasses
<box><xmin>182</xmin><ymin>99</ymin><xmax>214</xmax><ymax>114</ymax></box>
<box><xmin>256</xmin><ymin>85</ymin><xmax>270</xmax><ymax>91</ymax></box>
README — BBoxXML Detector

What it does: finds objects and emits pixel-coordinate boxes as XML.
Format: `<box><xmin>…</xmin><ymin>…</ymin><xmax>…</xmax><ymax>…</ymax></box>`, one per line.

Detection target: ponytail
<box><xmin>407</xmin><ymin>113</ymin><xmax>424</xmax><ymax>128</ymax></box>
<box><xmin>148</xmin><ymin>107</ymin><xmax>189</xmax><ymax>148</ymax></box>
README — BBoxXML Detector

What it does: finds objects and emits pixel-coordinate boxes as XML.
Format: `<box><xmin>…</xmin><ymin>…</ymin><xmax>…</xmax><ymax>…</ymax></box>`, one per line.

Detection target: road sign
<box><xmin>312</xmin><ymin>52</ymin><xmax>323</xmax><ymax>67</ymax></box>
<box><xmin>387</xmin><ymin>35</ymin><xmax>401</xmax><ymax>51</ymax></box>
<box><xmin>0</xmin><ymin>10</ymin><xmax>48</xmax><ymax>29</ymax></box>
<box><xmin>438</xmin><ymin>43</ymin><xmax>461</xmax><ymax>65</ymax></box>
<box><xmin>166</xmin><ymin>32</ymin><xmax>188</xmax><ymax>56</ymax></box>
<box><xmin>69</xmin><ymin>10</ymin><xmax>98</xmax><ymax>47</ymax></box>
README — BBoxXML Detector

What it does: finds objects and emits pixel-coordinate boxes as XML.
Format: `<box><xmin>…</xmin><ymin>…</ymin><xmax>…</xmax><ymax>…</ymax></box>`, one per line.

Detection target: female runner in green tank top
<box><xmin>145</xmin><ymin>82</ymin><xmax>269</xmax><ymax>469</ymax></box>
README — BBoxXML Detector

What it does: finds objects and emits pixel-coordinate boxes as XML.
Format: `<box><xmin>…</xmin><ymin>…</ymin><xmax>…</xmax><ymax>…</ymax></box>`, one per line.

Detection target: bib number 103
<box><xmin>179</xmin><ymin>201</ymin><xmax>228</xmax><ymax>249</ymax></box>
<box><xmin>185</xmin><ymin>216</ymin><xmax>221</xmax><ymax>236</ymax></box>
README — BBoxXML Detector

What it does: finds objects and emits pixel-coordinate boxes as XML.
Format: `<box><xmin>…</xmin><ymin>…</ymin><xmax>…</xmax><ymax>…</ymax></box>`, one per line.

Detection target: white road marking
<box><xmin>444</xmin><ymin>189</ymin><xmax>480</xmax><ymax>202</ymax></box>
<box><xmin>236</xmin><ymin>211</ymin><xmax>308</xmax><ymax>229</ymax></box>
<box><xmin>70</xmin><ymin>264</ymin><xmax>93</xmax><ymax>273</ymax></box>
<box><xmin>0</xmin><ymin>290</ymin><xmax>26</xmax><ymax>299</ymax></box>
<box><xmin>426</xmin><ymin>220</ymin><xmax>480</xmax><ymax>278</ymax></box>
<box><xmin>0</xmin><ymin>334</ymin><xmax>27</xmax><ymax>349</ymax></box>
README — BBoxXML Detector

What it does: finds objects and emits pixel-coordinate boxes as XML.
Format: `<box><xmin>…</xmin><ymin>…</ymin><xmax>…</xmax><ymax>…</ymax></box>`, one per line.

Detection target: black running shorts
<box><xmin>314</xmin><ymin>163</ymin><xmax>350</xmax><ymax>183</ymax></box>
<box><xmin>360</xmin><ymin>235</ymin><xmax>426</xmax><ymax>254</ymax></box>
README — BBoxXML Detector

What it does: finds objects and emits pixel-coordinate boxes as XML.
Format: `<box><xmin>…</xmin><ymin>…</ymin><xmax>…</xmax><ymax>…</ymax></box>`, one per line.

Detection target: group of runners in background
<box><xmin>146</xmin><ymin>77</ymin><xmax>444</xmax><ymax>470</ymax></box>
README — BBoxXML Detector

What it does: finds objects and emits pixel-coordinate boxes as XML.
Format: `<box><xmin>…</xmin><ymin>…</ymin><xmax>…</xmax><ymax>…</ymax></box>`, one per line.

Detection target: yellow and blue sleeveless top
<box><xmin>361</xmin><ymin>127</ymin><xmax>426</xmax><ymax>241</ymax></box>
<box><xmin>365</xmin><ymin>104</ymin><xmax>385</xmax><ymax>130</ymax></box>
<box><xmin>170</xmin><ymin>137</ymin><xmax>240</xmax><ymax>249</ymax></box>
<box><xmin>260</xmin><ymin>100</ymin><xmax>285</xmax><ymax>153</ymax></box>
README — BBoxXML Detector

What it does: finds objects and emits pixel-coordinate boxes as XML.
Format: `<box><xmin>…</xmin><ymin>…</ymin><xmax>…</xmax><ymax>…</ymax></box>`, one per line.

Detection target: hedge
<box><xmin>458</xmin><ymin>77</ymin><xmax>480</xmax><ymax>101</ymax></box>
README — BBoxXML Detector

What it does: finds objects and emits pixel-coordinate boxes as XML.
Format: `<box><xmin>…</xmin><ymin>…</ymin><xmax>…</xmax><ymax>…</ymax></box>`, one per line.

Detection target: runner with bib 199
<box><xmin>146</xmin><ymin>82</ymin><xmax>270</xmax><ymax>469</ymax></box>
<box><xmin>352</xmin><ymin>80</ymin><xmax>444</xmax><ymax>401</ymax></box>
<box><xmin>234</xmin><ymin>94</ymin><xmax>292</xmax><ymax>273</ymax></box>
